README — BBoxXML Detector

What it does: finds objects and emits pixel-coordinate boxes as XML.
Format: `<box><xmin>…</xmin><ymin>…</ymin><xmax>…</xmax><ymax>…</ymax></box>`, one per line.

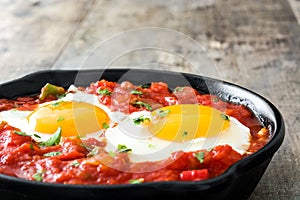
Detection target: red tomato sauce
<box><xmin>0</xmin><ymin>80</ymin><xmax>270</xmax><ymax>184</ymax></box>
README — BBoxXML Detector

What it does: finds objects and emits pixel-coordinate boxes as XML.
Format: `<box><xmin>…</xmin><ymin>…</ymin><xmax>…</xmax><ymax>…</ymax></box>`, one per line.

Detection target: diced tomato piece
<box><xmin>180</xmin><ymin>169</ymin><xmax>209</xmax><ymax>181</ymax></box>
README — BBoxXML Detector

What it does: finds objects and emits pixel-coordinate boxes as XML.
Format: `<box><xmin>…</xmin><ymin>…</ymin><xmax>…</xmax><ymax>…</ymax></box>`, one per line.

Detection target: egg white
<box><xmin>104</xmin><ymin>111</ymin><xmax>251</xmax><ymax>163</ymax></box>
<box><xmin>0</xmin><ymin>109</ymin><xmax>50</xmax><ymax>141</ymax></box>
<box><xmin>0</xmin><ymin>85</ymin><xmax>115</xmax><ymax>141</ymax></box>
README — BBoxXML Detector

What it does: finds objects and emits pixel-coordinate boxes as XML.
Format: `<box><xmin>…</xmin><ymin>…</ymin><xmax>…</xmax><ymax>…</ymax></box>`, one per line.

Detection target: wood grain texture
<box><xmin>0</xmin><ymin>0</ymin><xmax>299</xmax><ymax>199</ymax></box>
<box><xmin>0</xmin><ymin>0</ymin><xmax>94</xmax><ymax>83</ymax></box>
<box><xmin>288</xmin><ymin>0</ymin><xmax>300</xmax><ymax>24</ymax></box>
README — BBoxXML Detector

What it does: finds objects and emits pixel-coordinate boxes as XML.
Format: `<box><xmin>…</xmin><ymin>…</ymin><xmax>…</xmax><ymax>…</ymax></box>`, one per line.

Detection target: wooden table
<box><xmin>0</xmin><ymin>0</ymin><xmax>299</xmax><ymax>199</ymax></box>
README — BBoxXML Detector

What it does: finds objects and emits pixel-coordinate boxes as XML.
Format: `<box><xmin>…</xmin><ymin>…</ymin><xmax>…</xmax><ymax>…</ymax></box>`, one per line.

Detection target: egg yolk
<box><xmin>149</xmin><ymin>104</ymin><xmax>230</xmax><ymax>142</ymax></box>
<box><xmin>27</xmin><ymin>101</ymin><xmax>110</xmax><ymax>137</ymax></box>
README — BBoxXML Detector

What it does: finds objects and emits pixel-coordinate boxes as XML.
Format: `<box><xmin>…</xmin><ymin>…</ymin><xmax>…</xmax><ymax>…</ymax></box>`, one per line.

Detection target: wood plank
<box><xmin>0</xmin><ymin>0</ymin><xmax>94</xmax><ymax>83</ymax></box>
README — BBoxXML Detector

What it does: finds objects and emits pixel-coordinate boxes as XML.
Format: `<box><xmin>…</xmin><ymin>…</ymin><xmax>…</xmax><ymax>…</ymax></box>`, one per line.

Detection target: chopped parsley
<box><xmin>29</xmin><ymin>144</ymin><xmax>34</xmax><ymax>151</ymax></box>
<box><xmin>109</xmin><ymin>151</ymin><xmax>116</xmax><ymax>157</ymax></box>
<box><xmin>221</xmin><ymin>113</ymin><xmax>230</xmax><ymax>121</ymax></box>
<box><xmin>80</xmin><ymin>142</ymin><xmax>93</xmax><ymax>152</ymax></box>
<box><xmin>39</xmin><ymin>127</ymin><xmax>62</xmax><ymax>147</ymax></box>
<box><xmin>43</xmin><ymin>151</ymin><xmax>62</xmax><ymax>157</ymax></box>
<box><xmin>103</xmin><ymin>122</ymin><xmax>110</xmax><ymax>129</ymax></box>
<box><xmin>33</xmin><ymin>170</ymin><xmax>45</xmax><ymax>182</ymax></box>
<box><xmin>182</xmin><ymin>131</ymin><xmax>188</xmax><ymax>137</ymax></box>
<box><xmin>129</xmin><ymin>178</ymin><xmax>144</xmax><ymax>184</ymax></box>
<box><xmin>97</xmin><ymin>88</ymin><xmax>112</xmax><ymax>96</ymax></box>
<box><xmin>148</xmin><ymin>143</ymin><xmax>155</xmax><ymax>149</ymax></box>
<box><xmin>132</xmin><ymin>101</ymin><xmax>152</xmax><ymax>111</ymax></box>
<box><xmin>117</xmin><ymin>144</ymin><xmax>132</xmax><ymax>153</ymax></box>
<box><xmin>157</xmin><ymin>109</ymin><xmax>170</xmax><ymax>117</ymax></box>
<box><xmin>140</xmin><ymin>83</ymin><xmax>150</xmax><ymax>89</ymax></box>
<box><xmin>33</xmin><ymin>173</ymin><xmax>43</xmax><ymax>182</ymax></box>
<box><xmin>33</xmin><ymin>134</ymin><xmax>41</xmax><ymax>138</ymax></box>
<box><xmin>13</xmin><ymin>131</ymin><xmax>28</xmax><ymax>136</ymax></box>
<box><xmin>194</xmin><ymin>152</ymin><xmax>205</xmax><ymax>163</ymax></box>
<box><xmin>51</xmin><ymin>102</ymin><xmax>61</xmax><ymax>107</ymax></box>
<box><xmin>87</xmin><ymin>147</ymin><xmax>100</xmax><ymax>157</ymax></box>
<box><xmin>70</xmin><ymin>160</ymin><xmax>80</xmax><ymax>167</ymax></box>
<box><xmin>107</xmin><ymin>145</ymin><xmax>132</xmax><ymax>156</ymax></box>
<box><xmin>131</xmin><ymin>90</ymin><xmax>143</xmax><ymax>95</ymax></box>
<box><xmin>132</xmin><ymin>115</ymin><xmax>150</xmax><ymax>125</ymax></box>
<box><xmin>56</xmin><ymin>116</ymin><xmax>65</xmax><ymax>122</ymax></box>
<box><xmin>174</xmin><ymin>87</ymin><xmax>184</xmax><ymax>92</ymax></box>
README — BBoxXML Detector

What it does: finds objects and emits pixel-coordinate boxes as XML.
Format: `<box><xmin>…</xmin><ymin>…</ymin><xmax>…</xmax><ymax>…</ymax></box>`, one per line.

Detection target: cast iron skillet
<box><xmin>0</xmin><ymin>69</ymin><xmax>285</xmax><ymax>200</ymax></box>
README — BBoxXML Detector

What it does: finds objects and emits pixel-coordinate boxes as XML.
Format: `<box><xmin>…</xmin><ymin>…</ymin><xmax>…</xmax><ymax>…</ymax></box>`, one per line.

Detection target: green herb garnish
<box><xmin>14</xmin><ymin>131</ymin><xmax>28</xmax><ymax>136</ymax></box>
<box><xmin>103</xmin><ymin>122</ymin><xmax>110</xmax><ymax>129</ymax></box>
<box><xmin>87</xmin><ymin>147</ymin><xmax>100</xmax><ymax>157</ymax></box>
<box><xmin>109</xmin><ymin>151</ymin><xmax>116</xmax><ymax>157</ymax></box>
<box><xmin>80</xmin><ymin>142</ymin><xmax>93</xmax><ymax>151</ymax></box>
<box><xmin>194</xmin><ymin>152</ymin><xmax>205</xmax><ymax>163</ymax></box>
<box><xmin>221</xmin><ymin>113</ymin><xmax>230</xmax><ymax>121</ymax></box>
<box><xmin>97</xmin><ymin>89</ymin><xmax>112</xmax><ymax>96</ymax></box>
<box><xmin>51</xmin><ymin>102</ymin><xmax>61</xmax><ymax>107</ymax></box>
<box><xmin>148</xmin><ymin>144</ymin><xmax>155</xmax><ymax>149</ymax></box>
<box><xmin>131</xmin><ymin>90</ymin><xmax>143</xmax><ymax>95</ymax></box>
<box><xmin>70</xmin><ymin>160</ymin><xmax>80</xmax><ymax>167</ymax></box>
<box><xmin>56</xmin><ymin>116</ymin><xmax>65</xmax><ymax>122</ymax></box>
<box><xmin>39</xmin><ymin>127</ymin><xmax>62</xmax><ymax>147</ymax></box>
<box><xmin>132</xmin><ymin>101</ymin><xmax>152</xmax><ymax>111</ymax></box>
<box><xmin>174</xmin><ymin>87</ymin><xmax>184</xmax><ymax>92</ymax></box>
<box><xmin>33</xmin><ymin>170</ymin><xmax>45</xmax><ymax>182</ymax></box>
<box><xmin>129</xmin><ymin>178</ymin><xmax>144</xmax><ymax>184</ymax></box>
<box><xmin>132</xmin><ymin>115</ymin><xmax>150</xmax><ymax>125</ymax></box>
<box><xmin>157</xmin><ymin>109</ymin><xmax>170</xmax><ymax>117</ymax></box>
<box><xmin>43</xmin><ymin>151</ymin><xmax>62</xmax><ymax>157</ymax></box>
<box><xmin>182</xmin><ymin>131</ymin><xmax>188</xmax><ymax>137</ymax></box>
<box><xmin>140</xmin><ymin>84</ymin><xmax>150</xmax><ymax>89</ymax></box>
<box><xmin>33</xmin><ymin>134</ymin><xmax>41</xmax><ymax>138</ymax></box>
<box><xmin>29</xmin><ymin>144</ymin><xmax>34</xmax><ymax>151</ymax></box>
<box><xmin>117</xmin><ymin>144</ymin><xmax>132</xmax><ymax>153</ymax></box>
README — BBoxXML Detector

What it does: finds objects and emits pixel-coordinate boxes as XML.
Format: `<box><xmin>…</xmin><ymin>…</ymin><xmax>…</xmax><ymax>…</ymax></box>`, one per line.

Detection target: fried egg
<box><xmin>0</xmin><ymin>85</ymin><xmax>251</xmax><ymax>164</ymax></box>
<box><xmin>0</xmin><ymin>86</ymin><xmax>115</xmax><ymax>141</ymax></box>
<box><xmin>104</xmin><ymin>104</ymin><xmax>251</xmax><ymax>163</ymax></box>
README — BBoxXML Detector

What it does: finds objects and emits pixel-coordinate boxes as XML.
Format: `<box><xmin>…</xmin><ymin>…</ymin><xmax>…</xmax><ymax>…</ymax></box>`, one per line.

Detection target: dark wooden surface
<box><xmin>0</xmin><ymin>0</ymin><xmax>299</xmax><ymax>199</ymax></box>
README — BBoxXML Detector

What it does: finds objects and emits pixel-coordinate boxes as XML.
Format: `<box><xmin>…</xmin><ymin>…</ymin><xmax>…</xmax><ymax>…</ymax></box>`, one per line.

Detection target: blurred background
<box><xmin>0</xmin><ymin>0</ymin><xmax>299</xmax><ymax>199</ymax></box>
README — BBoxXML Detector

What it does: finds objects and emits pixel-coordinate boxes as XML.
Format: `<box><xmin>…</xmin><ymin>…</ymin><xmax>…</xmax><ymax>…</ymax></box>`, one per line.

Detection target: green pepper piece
<box><xmin>39</xmin><ymin>83</ymin><xmax>65</xmax><ymax>101</ymax></box>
